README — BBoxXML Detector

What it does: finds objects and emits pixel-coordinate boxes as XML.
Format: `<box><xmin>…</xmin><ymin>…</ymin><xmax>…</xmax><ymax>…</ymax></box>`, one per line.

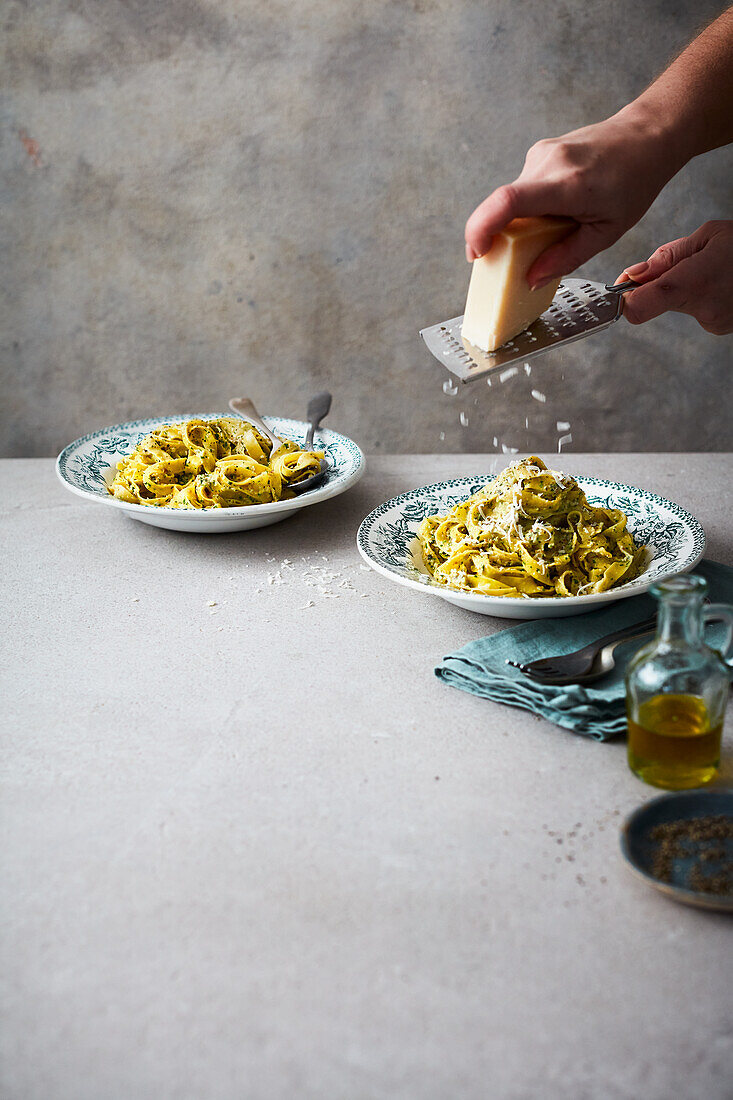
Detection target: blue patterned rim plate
<box><xmin>57</xmin><ymin>415</ymin><xmax>366</xmax><ymax>533</ymax></box>
<box><xmin>356</xmin><ymin>475</ymin><xmax>705</xmax><ymax>619</ymax></box>
<box><xmin>620</xmin><ymin>790</ymin><xmax>733</xmax><ymax>913</ymax></box>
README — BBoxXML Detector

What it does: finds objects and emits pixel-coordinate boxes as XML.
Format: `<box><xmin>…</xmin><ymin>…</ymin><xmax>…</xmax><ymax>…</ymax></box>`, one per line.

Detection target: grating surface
<box><xmin>420</xmin><ymin>279</ymin><xmax>624</xmax><ymax>383</ymax></box>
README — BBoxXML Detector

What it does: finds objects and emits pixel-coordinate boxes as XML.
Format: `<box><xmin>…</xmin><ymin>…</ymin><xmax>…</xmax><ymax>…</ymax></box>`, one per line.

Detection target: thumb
<box><xmin>619</xmin><ymin>235</ymin><xmax>697</xmax><ymax>285</ymax></box>
<box><xmin>622</xmin><ymin>247</ymin><xmax>710</xmax><ymax>325</ymax></box>
<box><xmin>465</xmin><ymin>180</ymin><xmax>558</xmax><ymax>259</ymax></box>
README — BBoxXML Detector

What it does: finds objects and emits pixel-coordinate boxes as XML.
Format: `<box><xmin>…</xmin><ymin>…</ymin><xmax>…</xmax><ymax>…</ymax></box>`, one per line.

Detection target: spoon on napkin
<box><xmin>506</xmin><ymin>616</ymin><xmax>657</xmax><ymax>685</ymax></box>
<box><xmin>509</xmin><ymin>600</ymin><xmax>715</xmax><ymax>685</ymax></box>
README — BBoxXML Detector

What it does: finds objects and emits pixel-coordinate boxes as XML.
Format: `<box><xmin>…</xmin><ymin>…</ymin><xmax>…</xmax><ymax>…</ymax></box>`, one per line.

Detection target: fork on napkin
<box><xmin>435</xmin><ymin>561</ymin><xmax>733</xmax><ymax>742</ymax></box>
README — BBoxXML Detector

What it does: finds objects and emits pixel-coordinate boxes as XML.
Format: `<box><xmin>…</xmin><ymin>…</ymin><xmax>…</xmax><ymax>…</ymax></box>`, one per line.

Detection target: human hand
<box><xmin>464</xmin><ymin>108</ymin><xmax>680</xmax><ymax>289</ymax></box>
<box><xmin>618</xmin><ymin>221</ymin><xmax>733</xmax><ymax>334</ymax></box>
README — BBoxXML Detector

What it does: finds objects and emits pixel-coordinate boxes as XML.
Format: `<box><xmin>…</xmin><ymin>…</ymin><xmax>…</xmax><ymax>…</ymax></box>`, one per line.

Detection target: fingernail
<box><xmin>623</xmin><ymin>261</ymin><xmax>649</xmax><ymax>277</ymax></box>
<box><xmin>530</xmin><ymin>276</ymin><xmax>553</xmax><ymax>291</ymax></box>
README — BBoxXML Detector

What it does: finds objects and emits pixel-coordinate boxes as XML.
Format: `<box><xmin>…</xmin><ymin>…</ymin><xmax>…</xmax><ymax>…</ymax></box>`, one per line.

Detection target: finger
<box><xmin>617</xmin><ymin>232</ymin><xmax>702</xmax><ymax>287</ymax></box>
<box><xmin>635</xmin><ymin>236</ymin><xmax>695</xmax><ymax>282</ymax></box>
<box><xmin>526</xmin><ymin>223</ymin><xmax>607</xmax><ymax>288</ymax></box>
<box><xmin>622</xmin><ymin>250</ymin><xmax>710</xmax><ymax>325</ymax></box>
<box><xmin>617</xmin><ymin>261</ymin><xmax>649</xmax><ymax>284</ymax></box>
<box><xmin>464</xmin><ymin>180</ymin><xmax>558</xmax><ymax>258</ymax></box>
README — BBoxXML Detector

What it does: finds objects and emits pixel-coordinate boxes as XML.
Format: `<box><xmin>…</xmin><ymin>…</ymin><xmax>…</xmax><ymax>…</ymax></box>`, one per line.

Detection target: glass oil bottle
<box><xmin>625</xmin><ymin>575</ymin><xmax>733</xmax><ymax>789</ymax></box>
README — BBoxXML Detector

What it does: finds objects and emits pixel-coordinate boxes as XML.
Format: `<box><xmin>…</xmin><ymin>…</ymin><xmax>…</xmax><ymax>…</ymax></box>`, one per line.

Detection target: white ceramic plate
<box><xmin>357</xmin><ymin>475</ymin><xmax>705</xmax><ymax>619</ymax></box>
<box><xmin>57</xmin><ymin>415</ymin><xmax>365</xmax><ymax>532</ymax></box>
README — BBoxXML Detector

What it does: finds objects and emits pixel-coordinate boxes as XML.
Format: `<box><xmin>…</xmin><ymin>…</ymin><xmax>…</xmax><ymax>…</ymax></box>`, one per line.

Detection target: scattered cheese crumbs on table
<box><xmin>131</xmin><ymin>598</ymin><xmax>139</xmax><ymax>602</ymax></box>
<box><xmin>531</xmin><ymin>389</ymin><xmax>547</xmax><ymax>403</ymax></box>
<box><xmin>300</xmin><ymin>601</ymin><xmax>315</xmax><ymax>609</ymax></box>
<box><xmin>207</xmin><ymin>601</ymin><xmax>217</xmax><ymax>607</ymax></box>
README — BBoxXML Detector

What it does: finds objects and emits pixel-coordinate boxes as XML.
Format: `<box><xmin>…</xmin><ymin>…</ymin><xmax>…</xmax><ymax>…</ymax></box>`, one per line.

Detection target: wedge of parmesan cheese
<box><xmin>462</xmin><ymin>216</ymin><xmax>574</xmax><ymax>352</ymax></box>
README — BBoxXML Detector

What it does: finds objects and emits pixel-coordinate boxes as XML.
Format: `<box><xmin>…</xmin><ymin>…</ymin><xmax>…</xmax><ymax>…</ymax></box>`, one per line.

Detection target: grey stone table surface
<box><xmin>2</xmin><ymin>454</ymin><xmax>732</xmax><ymax>1100</ymax></box>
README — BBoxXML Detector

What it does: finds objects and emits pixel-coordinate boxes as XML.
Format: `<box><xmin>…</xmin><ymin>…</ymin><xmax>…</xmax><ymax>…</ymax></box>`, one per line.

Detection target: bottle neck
<box><xmin>657</xmin><ymin>597</ymin><xmax>703</xmax><ymax>646</ymax></box>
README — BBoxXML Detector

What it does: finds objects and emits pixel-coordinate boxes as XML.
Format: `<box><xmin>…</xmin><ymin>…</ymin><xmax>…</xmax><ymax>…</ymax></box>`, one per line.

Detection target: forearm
<box><xmin>616</xmin><ymin>6</ymin><xmax>733</xmax><ymax>169</ymax></box>
<box><xmin>464</xmin><ymin>6</ymin><xmax>733</xmax><ymax>273</ymax></box>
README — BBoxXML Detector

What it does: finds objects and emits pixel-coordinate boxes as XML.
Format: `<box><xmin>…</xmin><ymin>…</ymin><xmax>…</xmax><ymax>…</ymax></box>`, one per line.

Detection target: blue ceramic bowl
<box><xmin>620</xmin><ymin>790</ymin><xmax>733</xmax><ymax>913</ymax></box>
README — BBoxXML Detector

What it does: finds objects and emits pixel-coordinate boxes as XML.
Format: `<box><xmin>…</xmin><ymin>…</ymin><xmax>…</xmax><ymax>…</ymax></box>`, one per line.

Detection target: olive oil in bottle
<box><xmin>627</xmin><ymin>693</ymin><xmax>722</xmax><ymax>790</ymax></box>
<box><xmin>625</xmin><ymin>574</ymin><xmax>733</xmax><ymax>791</ymax></box>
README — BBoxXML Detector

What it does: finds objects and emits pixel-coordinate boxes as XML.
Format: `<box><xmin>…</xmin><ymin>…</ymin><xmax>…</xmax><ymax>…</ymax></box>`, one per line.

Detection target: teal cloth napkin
<box><xmin>436</xmin><ymin>560</ymin><xmax>733</xmax><ymax>742</ymax></box>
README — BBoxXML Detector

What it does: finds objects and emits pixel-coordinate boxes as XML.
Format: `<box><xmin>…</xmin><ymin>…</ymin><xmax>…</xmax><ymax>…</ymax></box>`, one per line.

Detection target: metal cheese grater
<box><xmin>420</xmin><ymin>279</ymin><xmax>635</xmax><ymax>384</ymax></box>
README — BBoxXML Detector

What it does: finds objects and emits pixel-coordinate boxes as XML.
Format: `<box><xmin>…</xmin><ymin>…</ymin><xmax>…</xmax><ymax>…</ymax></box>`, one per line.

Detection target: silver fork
<box><xmin>228</xmin><ymin>394</ymin><xmax>331</xmax><ymax>494</ymax></box>
<box><xmin>506</xmin><ymin>616</ymin><xmax>658</xmax><ymax>685</ymax></box>
<box><xmin>508</xmin><ymin>599</ymin><xmax>715</xmax><ymax>686</ymax></box>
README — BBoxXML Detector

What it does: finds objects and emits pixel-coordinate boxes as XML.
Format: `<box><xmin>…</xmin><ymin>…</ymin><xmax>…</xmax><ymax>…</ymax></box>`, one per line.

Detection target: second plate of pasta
<box><xmin>357</xmin><ymin>467</ymin><xmax>705</xmax><ymax>619</ymax></box>
<box><xmin>57</xmin><ymin>415</ymin><xmax>365</xmax><ymax>532</ymax></box>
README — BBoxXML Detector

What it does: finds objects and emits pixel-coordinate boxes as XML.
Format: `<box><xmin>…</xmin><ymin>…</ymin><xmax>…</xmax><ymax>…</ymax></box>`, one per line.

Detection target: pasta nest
<box><xmin>418</xmin><ymin>456</ymin><xmax>645</xmax><ymax>597</ymax></box>
<box><xmin>109</xmin><ymin>418</ymin><xmax>324</xmax><ymax>508</ymax></box>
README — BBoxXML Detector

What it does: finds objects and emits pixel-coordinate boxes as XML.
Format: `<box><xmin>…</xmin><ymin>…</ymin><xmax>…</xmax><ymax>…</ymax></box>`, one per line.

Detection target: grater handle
<box><xmin>604</xmin><ymin>279</ymin><xmax>639</xmax><ymax>294</ymax></box>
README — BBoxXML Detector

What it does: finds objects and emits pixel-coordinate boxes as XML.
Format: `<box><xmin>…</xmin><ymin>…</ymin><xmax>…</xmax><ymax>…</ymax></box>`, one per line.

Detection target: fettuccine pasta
<box><xmin>109</xmin><ymin>418</ymin><xmax>324</xmax><ymax>508</ymax></box>
<box><xmin>418</xmin><ymin>457</ymin><xmax>645</xmax><ymax>598</ymax></box>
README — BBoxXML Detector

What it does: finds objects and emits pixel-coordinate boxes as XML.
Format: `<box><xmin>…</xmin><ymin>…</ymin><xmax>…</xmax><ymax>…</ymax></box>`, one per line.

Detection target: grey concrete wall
<box><xmin>2</xmin><ymin>0</ymin><xmax>731</xmax><ymax>458</ymax></box>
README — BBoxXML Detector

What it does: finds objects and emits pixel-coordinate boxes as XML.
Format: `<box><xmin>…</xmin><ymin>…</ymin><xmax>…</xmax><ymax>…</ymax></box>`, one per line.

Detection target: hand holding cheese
<box><xmin>465</xmin><ymin>113</ymin><xmax>676</xmax><ymax>290</ymax></box>
<box><xmin>461</xmin><ymin>216</ymin><xmax>574</xmax><ymax>352</ymax></box>
<box><xmin>465</xmin><ymin>8</ymin><xmax>733</xmax><ymax>299</ymax></box>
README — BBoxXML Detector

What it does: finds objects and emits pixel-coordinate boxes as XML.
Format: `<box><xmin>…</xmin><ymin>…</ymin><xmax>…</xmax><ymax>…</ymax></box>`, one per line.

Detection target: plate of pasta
<box><xmin>57</xmin><ymin>415</ymin><xmax>365</xmax><ymax>532</ymax></box>
<box><xmin>357</xmin><ymin>458</ymin><xmax>705</xmax><ymax>619</ymax></box>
